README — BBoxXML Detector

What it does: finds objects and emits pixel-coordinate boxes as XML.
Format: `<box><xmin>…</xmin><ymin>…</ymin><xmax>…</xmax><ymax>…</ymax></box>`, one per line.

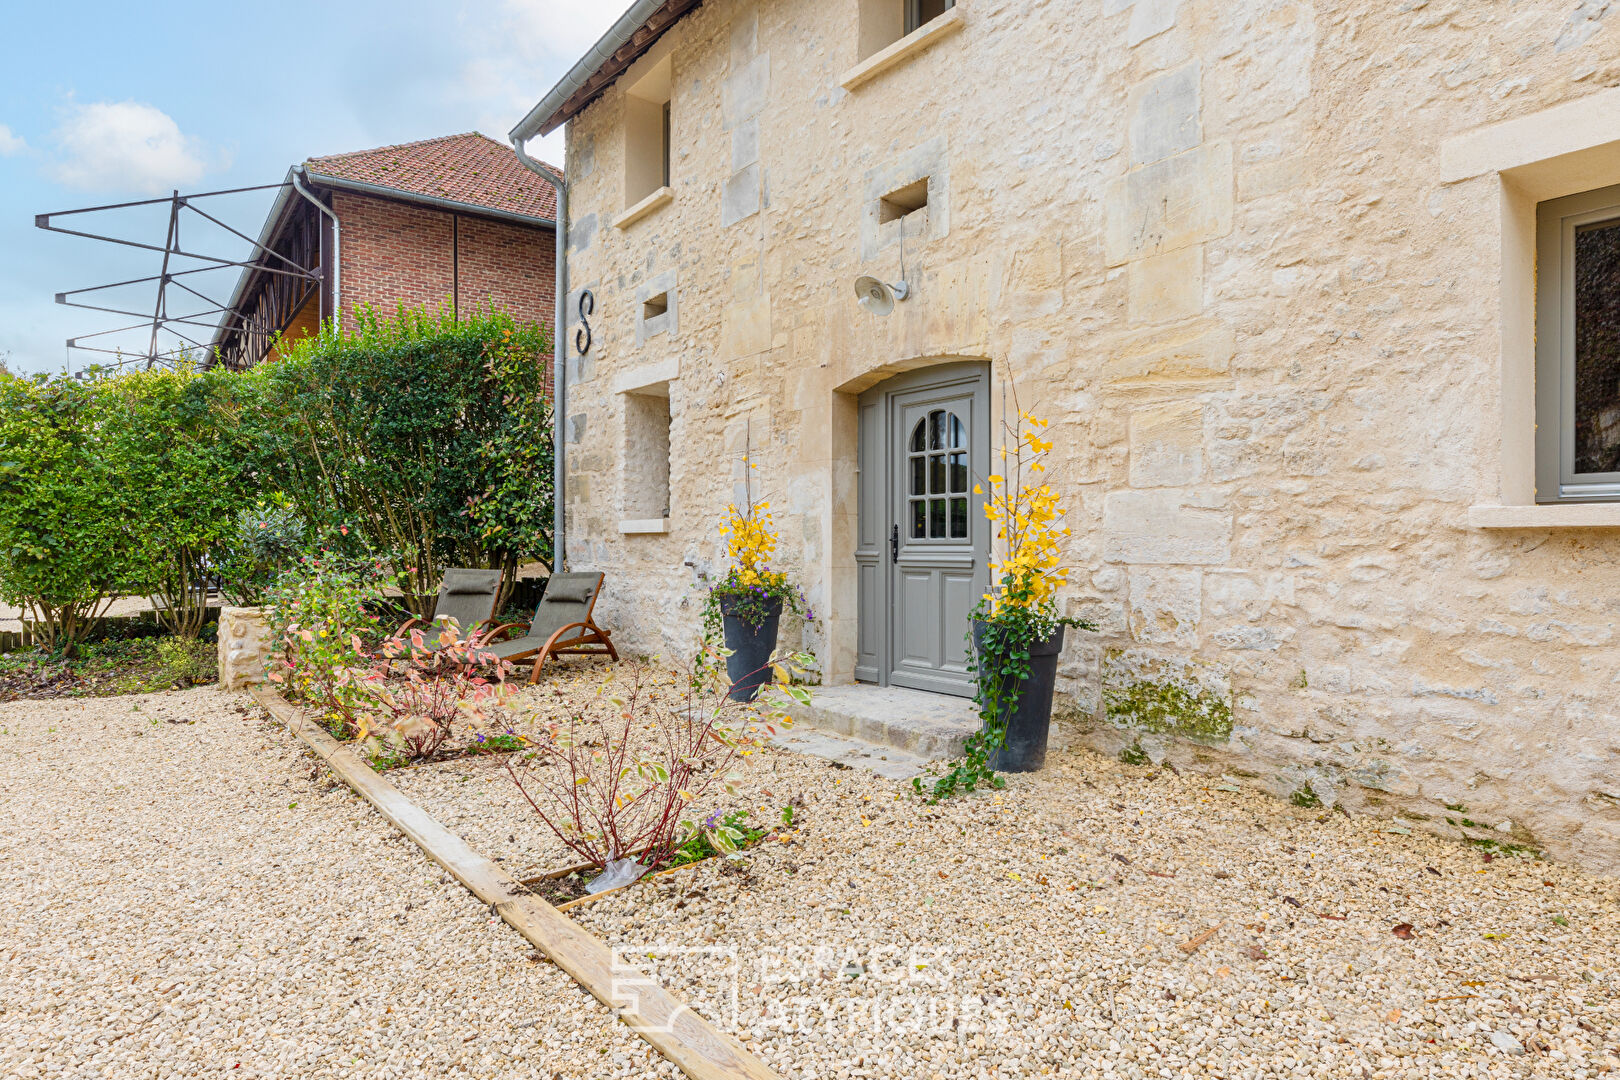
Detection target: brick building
<box><xmin>210</xmin><ymin>133</ymin><xmax>558</xmax><ymax>369</ymax></box>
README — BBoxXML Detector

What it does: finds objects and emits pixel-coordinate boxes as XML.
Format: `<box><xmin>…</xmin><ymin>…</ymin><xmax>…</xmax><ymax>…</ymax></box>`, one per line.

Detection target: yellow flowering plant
<box><xmin>978</xmin><ymin>411</ymin><xmax>1071</xmax><ymax>616</ymax></box>
<box><xmin>917</xmin><ymin>397</ymin><xmax>1093</xmax><ymax>802</ymax></box>
<box><xmin>697</xmin><ymin>459</ymin><xmax>817</xmax><ymax>702</ymax></box>
<box><xmin>702</xmin><ymin>465</ymin><xmax>812</xmax><ymax>632</ymax></box>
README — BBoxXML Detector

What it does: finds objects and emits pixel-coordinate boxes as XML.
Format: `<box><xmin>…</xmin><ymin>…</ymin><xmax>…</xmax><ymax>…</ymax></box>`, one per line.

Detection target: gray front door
<box><xmin>854</xmin><ymin>363</ymin><xmax>990</xmax><ymax>697</ymax></box>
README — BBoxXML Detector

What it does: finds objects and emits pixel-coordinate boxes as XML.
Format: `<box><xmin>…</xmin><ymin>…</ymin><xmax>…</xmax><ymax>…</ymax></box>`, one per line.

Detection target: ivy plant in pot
<box><xmin>701</xmin><ymin>473</ymin><xmax>811</xmax><ymax>702</ymax></box>
<box><xmin>917</xmin><ymin>405</ymin><xmax>1093</xmax><ymax>801</ymax></box>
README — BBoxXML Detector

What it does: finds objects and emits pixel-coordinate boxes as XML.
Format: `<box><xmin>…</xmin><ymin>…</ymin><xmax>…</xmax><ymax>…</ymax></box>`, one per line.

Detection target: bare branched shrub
<box><xmin>506</xmin><ymin>651</ymin><xmax>810</xmax><ymax>869</ymax></box>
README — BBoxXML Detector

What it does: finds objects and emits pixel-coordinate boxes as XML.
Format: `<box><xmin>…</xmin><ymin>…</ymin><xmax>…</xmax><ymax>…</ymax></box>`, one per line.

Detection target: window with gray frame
<box><xmin>905</xmin><ymin>0</ymin><xmax>954</xmax><ymax>34</ymax></box>
<box><xmin>1537</xmin><ymin>184</ymin><xmax>1620</xmax><ymax>502</ymax></box>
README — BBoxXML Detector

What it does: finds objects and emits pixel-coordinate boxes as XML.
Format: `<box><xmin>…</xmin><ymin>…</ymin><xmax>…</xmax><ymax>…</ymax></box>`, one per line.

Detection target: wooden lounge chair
<box><xmin>484</xmin><ymin>571</ymin><xmax>618</xmax><ymax>683</ymax></box>
<box><xmin>394</xmin><ymin>568</ymin><xmax>503</xmax><ymax>646</ymax></box>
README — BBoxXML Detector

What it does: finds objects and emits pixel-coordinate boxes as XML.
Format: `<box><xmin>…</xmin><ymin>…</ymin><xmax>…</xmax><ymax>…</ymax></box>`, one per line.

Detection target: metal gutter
<box><xmin>300</xmin><ymin>170</ymin><xmax>556</xmax><ymax>230</ymax></box>
<box><xmin>291</xmin><ymin>166</ymin><xmax>340</xmax><ymax>330</ymax></box>
<box><xmin>510</xmin><ymin>140</ymin><xmax>569</xmax><ymax>573</ymax></box>
<box><xmin>509</xmin><ymin>0</ymin><xmax>675</xmax><ymax>142</ymax></box>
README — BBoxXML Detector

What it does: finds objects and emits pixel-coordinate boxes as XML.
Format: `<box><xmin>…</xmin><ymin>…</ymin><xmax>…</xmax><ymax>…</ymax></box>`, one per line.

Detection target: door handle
<box><xmin>890</xmin><ymin>523</ymin><xmax>899</xmax><ymax>563</ymax></box>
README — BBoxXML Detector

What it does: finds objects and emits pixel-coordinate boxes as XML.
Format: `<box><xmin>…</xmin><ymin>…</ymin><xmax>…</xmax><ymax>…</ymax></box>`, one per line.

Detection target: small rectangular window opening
<box><xmin>643</xmin><ymin>292</ymin><xmax>669</xmax><ymax>320</ymax></box>
<box><xmin>879</xmin><ymin>178</ymin><xmax>930</xmax><ymax>224</ymax></box>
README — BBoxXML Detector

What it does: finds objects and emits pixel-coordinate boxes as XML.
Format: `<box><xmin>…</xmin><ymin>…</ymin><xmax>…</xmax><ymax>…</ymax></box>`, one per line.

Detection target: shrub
<box><xmin>268</xmin><ymin>559</ymin><xmax>515</xmax><ymax>758</ymax></box>
<box><xmin>104</xmin><ymin>637</ymin><xmax>218</xmax><ymax>695</ymax></box>
<box><xmin>361</xmin><ymin>625</ymin><xmax>514</xmax><ymax>760</ymax></box>
<box><xmin>0</xmin><ymin>635</ymin><xmax>218</xmax><ymax>700</ymax></box>
<box><xmin>104</xmin><ymin>368</ymin><xmax>250</xmax><ymax>637</ymax></box>
<box><xmin>239</xmin><ymin>305</ymin><xmax>553</xmax><ymax>614</ymax></box>
<box><xmin>264</xmin><ymin>555</ymin><xmax>394</xmax><ymax>736</ymax></box>
<box><xmin>0</xmin><ymin>307</ymin><xmax>552</xmax><ymax>646</ymax></box>
<box><xmin>0</xmin><ymin>308</ymin><xmax>553</xmax><ymax>646</ymax></box>
<box><xmin>216</xmin><ymin>503</ymin><xmax>309</xmax><ymax>606</ymax></box>
<box><xmin>0</xmin><ymin>372</ymin><xmax>139</xmax><ymax>651</ymax></box>
<box><xmin>505</xmin><ymin>657</ymin><xmax>808</xmax><ymax>870</ymax></box>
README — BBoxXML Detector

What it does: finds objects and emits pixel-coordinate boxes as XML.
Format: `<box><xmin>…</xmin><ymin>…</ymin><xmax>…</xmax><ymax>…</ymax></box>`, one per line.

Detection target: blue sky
<box><xmin>0</xmin><ymin>0</ymin><xmax>623</xmax><ymax>373</ymax></box>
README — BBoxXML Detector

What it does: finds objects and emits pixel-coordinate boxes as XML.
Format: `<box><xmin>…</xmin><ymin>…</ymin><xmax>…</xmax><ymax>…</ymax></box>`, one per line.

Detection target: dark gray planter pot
<box><xmin>720</xmin><ymin>595</ymin><xmax>783</xmax><ymax>702</ymax></box>
<box><xmin>972</xmin><ymin>620</ymin><xmax>1065</xmax><ymax>773</ymax></box>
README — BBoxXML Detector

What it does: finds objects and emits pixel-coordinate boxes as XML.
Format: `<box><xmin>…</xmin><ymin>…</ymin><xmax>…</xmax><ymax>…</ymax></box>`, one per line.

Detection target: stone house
<box><xmin>211</xmin><ymin>133</ymin><xmax>559</xmax><ymax>369</ymax></box>
<box><xmin>510</xmin><ymin>0</ymin><xmax>1620</xmax><ymax>874</ymax></box>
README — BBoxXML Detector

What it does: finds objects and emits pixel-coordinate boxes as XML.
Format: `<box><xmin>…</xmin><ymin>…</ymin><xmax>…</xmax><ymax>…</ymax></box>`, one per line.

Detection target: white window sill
<box><xmin>618</xmin><ymin>518</ymin><xmax>671</xmax><ymax>535</ymax></box>
<box><xmin>840</xmin><ymin>8</ymin><xmax>965</xmax><ymax>92</ymax></box>
<box><xmin>1468</xmin><ymin>503</ymin><xmax>1620</xmax><ymax>528</ymax></box>
<box><xmin>613</xmin><ymin>186</ymin><xmax>673</xmax><ymax>230</ymax></box>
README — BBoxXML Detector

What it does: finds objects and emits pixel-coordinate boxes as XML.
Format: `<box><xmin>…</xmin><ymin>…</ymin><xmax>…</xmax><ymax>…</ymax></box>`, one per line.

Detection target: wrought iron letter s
<box><xmin>574</xmin><ymin>290</ymin><xmax>594</xmax><ymax>356</ymax></box>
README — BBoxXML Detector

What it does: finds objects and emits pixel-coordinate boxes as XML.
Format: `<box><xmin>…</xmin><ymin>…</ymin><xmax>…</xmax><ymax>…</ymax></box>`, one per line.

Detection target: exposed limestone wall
<box><xmin>558</xmin><ymin>0</ymin><xmax>1620</xmax><ymax>874</ymax></box>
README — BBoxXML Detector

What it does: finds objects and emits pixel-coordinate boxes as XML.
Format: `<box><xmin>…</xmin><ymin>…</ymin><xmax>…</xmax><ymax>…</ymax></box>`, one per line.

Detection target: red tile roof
<box><xmin>305</xmin><ymin>133</ymin><xmax>559</xmax><ymax>222</ymax></box>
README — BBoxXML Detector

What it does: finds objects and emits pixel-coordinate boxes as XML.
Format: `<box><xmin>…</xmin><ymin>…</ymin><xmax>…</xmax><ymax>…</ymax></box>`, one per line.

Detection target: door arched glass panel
<box><xmin>907</xmin><ymin>408</ymin><xmax>969</xmax><ymax>539</ymax></box>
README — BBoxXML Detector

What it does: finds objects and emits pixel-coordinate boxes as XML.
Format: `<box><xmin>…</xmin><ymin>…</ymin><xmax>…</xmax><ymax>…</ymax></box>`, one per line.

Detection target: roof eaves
<box><xmin>302</xmin><ymin>169</ymin><xmax>557</xmax><ymax>228</ymax></box>
<box><xmin>510</xmin><ymin>0</ymin><xmax>703</xmax><ymax>141</ymax></box>
<box><xmin>208</xmin><ymin>167</ymin><xmax>301</xmax><ymax>356</ymax></box>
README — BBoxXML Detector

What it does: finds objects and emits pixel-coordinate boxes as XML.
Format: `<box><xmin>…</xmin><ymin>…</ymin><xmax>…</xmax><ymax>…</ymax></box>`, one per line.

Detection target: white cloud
<box><xmin>455</xmin><ymin>0</ymin><xmax>626</xmax><ymax>155</ymax></box>
<box><xmin>0</xmin><ymin>124</ymin><xmax>25</xmax><ymax>156</ymax></box>
<box><xmin>50</xmin><ymin>101</ymin><xmax>208</xmax><ymax>194</ymax></box>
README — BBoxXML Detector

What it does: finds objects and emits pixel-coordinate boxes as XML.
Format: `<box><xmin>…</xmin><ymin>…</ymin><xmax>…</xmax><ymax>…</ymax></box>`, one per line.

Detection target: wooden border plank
<box><xmin>251</xmin><ymin>687</ymin><xmax>778</xmax><ymax>1080</ymax></box>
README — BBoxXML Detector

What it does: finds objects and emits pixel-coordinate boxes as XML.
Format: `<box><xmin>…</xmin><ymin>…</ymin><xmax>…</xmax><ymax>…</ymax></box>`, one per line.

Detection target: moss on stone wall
<box><xmin>1102</xmin><ymin>669</ymin><xmax>1234</xmax><ymax>743</ymax></box>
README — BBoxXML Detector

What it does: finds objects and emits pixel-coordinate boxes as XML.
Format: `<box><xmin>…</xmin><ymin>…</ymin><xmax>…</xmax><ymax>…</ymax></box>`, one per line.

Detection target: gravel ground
<box><xmin>5</xmin><ymin>668</ymin><xmax>1618</xmax><ymax>1080</ymax></box>
<box><xmin>398</xmin><ymin>661</ymin><xmax>1620</xmax><ymax>1080</ymax></box>
<box><xmin>0</xmin><ymin>687</ymin><xmax>674</xmax><ymax>1080</ymax></box>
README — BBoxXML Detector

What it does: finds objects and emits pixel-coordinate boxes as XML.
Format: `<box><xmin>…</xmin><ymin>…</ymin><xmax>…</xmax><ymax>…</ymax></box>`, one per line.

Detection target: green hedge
<box><xmin>0</xmin><ymin>374</ymin><xmax>138</xmax><ymax>650</ymax></box>
<box><xmin>0</xmin><ymin>306</ymin><xmax>553</xmax><ymax>649</ymax></box>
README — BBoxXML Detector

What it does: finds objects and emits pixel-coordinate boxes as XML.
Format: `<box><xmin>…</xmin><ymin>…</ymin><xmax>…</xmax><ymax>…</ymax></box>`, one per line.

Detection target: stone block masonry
<box><xmin>555</xmin><ymin>0</ymin><xmax>1620</xmax><ymax>875</ymax></box>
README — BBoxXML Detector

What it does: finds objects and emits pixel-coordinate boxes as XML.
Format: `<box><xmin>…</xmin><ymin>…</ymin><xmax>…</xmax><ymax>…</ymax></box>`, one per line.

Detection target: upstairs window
<box><xmin>858</xmin><ymin>0</ymin><xmax>956</xmax><ymax>60</ymax></box>
<box><xmin>623</xmin><ymin>56</ymin><xmax>673</xmax><ymax>210</ymax></box>
<box><xmin>906</xmin><ymin>0</ymin><xmax>954</xmax><ymax>33</ymax></box>
<box><xmin>1536</xmin><ymin>183</ymin><xmax>1620</xmax><ymax>502</ymax></box>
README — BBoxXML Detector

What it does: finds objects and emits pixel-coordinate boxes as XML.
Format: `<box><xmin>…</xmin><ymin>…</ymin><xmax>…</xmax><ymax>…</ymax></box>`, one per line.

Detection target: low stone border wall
<box><xmin>0</xmin><ymin>628</ymin><xmax>34</xmax><ymax>655</ymax></box>
<box><xmin>249</xmin><ymin>686</ymin><xmax>779</xmax><ymax>1080</ymax></box>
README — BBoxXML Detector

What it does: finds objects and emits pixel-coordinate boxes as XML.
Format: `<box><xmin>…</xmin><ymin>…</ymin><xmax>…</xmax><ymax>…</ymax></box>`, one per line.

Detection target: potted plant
<box><xmin>917</xmin><ymin>402</ymin><xmax>1092</xmax><ymax>801</ymax></box>
<box><xmin>702</xmin><ymin>474</ymin><xmax>811</xmax><ymax>701</ymax></box>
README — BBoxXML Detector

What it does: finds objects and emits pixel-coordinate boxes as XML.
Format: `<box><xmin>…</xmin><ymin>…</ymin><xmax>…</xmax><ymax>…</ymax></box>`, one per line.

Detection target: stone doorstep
<box><xmin>780</xmin><ymin>684</ymin><xmax>979</xmax><ymax>767</ymax></box>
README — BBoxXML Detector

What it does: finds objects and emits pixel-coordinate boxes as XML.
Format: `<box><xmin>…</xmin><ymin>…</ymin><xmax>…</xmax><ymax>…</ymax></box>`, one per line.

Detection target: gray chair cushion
<box><xmin>543</xmin><ymin>573</ymin><xmax>598</xmax><ymax>604</ymax></box>
<box><xmin>421</xmin><ymin>568</ymin><xmax>501</xmax><ymax>641</ymax></box>
<box><xmin>489</xmin><ymin>633</ymin><xmax>550</xmax><ymax>659</ymax></box>
<box><xmin>442</xmin><ymin>568</ymin><xmax>502</xmax><ymax>595</ymax></box>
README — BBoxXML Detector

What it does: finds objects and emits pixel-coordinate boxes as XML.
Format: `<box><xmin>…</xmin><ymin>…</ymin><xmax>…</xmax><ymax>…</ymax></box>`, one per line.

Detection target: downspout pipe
<box><xmin>511</xmin><ymin>139</ymin><xmax>568</xmax><ymax>573</ymax></box>
<box><xmin>291</xmin><ymin>165</ymin><xmax>340</xmax><ymax>331</ymax></box>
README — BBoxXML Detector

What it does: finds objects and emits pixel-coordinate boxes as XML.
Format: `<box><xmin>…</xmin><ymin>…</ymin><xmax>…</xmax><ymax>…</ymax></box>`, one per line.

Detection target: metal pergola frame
<box><xmin>37</xmin><ymin>183</ymin><xmax>320</xmax><ymax>371</ymax></box>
